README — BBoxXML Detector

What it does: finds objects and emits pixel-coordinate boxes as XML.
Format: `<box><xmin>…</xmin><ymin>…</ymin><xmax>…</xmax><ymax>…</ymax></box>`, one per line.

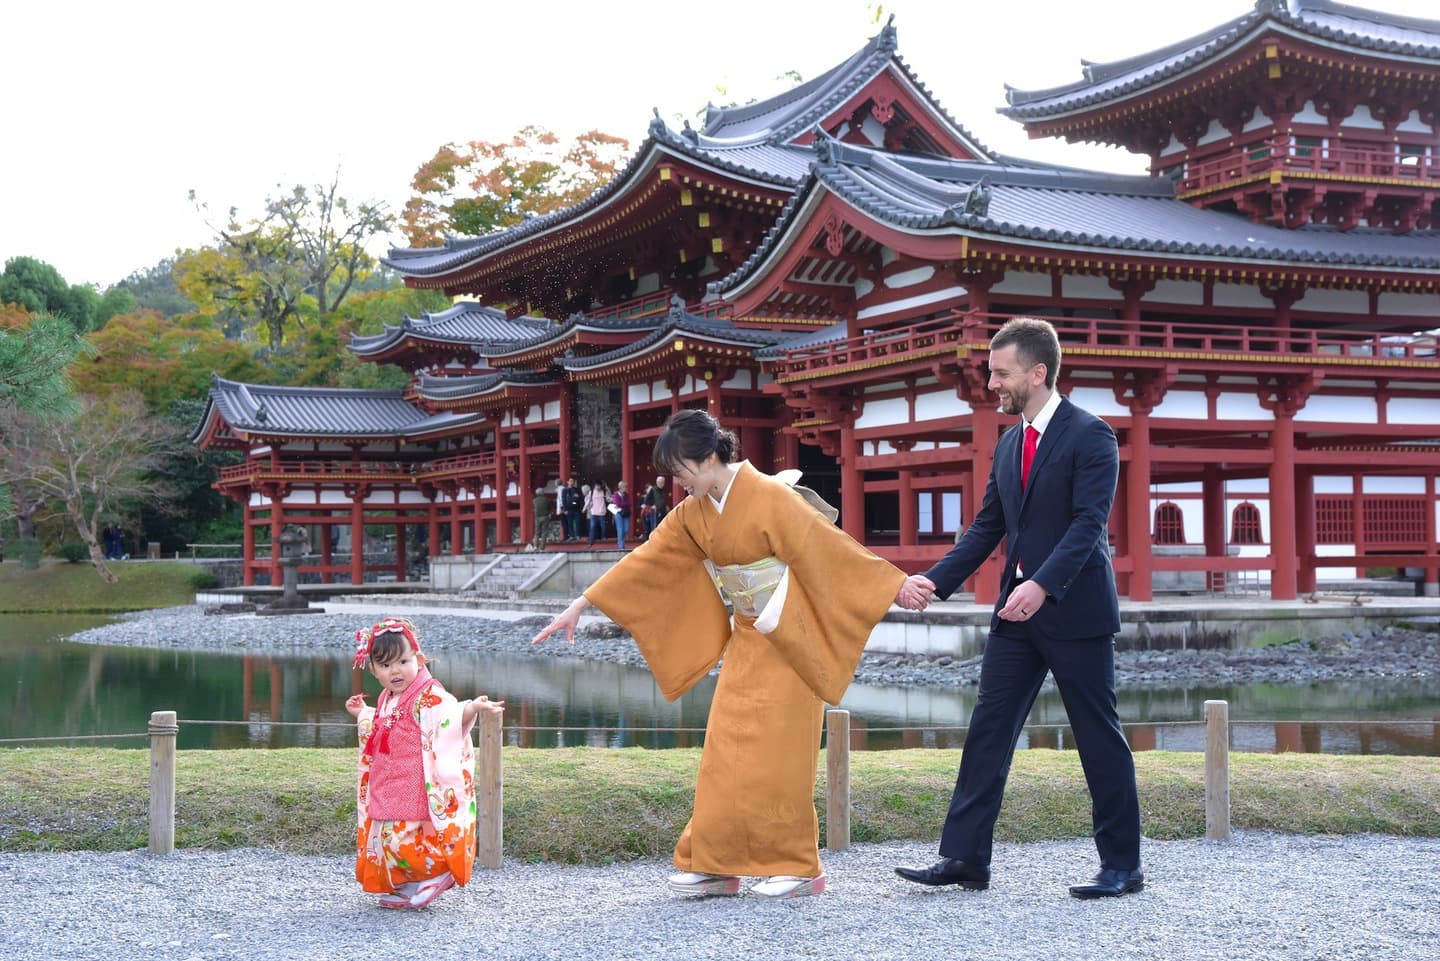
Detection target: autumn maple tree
<box><xmin>400</xmin><ymin>126</ymin><xmax>629</xmax><ymax>247</ymax></box>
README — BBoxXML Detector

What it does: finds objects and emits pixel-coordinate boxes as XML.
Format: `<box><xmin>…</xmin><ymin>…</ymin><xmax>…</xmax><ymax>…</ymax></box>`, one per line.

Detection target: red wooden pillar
<box><xmin>1295</xmin><ymin>469</ymin><xmax>1317</xmax><ymax>594</ymax></box>
<box><xmin>449</xmin><ymin>484</ymin><xmax>463</xmax><ymax>557</ymax></box>
<box><xmin>494</xmin><ymin>435</ymin><xmax>509</xmax><ymax>549</ymax></box>
<box><xmin>1425</xmin><ymin>474</ymin><xmax>1439</xmax><ymax>596</ymax></box>
<box><xmin>268</xmin><ymin>503</ymin><xmax>284</xmax><ymax>588</ymax></box>
<box><xmin>839</xmin><ymin>422</ymin><xmax>864</xmax><ymax>542</ymax></box>
<box><xmin>1351</xmin><ymin>473</ymin><xmax>1366</xmax><ymax>579</ymax></box>
<box><xmin>427</xmin><ymin>502</ymin><xmax>440</xmax><ymax>559</ymax></box>
<box><xmin>242</xmin><ymin>504</ymin><xmax>256</xmax><ymax>586</ymax></box>
<box><xmin>558</xmin><ymin>385</ymin><xmax>573</xmax><ymax>482</ymax></box>
<box><xmin>622</xmin><ymin>387</ymin><xmax>637</xmax><ymax>495</ymax></box>
<box><xmin>1269</xmin><ymin>414</ymin><xmax>1298</xmax><ymax>600</ymax></box>
<box><xmin>1126</xmin><ymin>408</ymin><xmax>1154</xmax><ymax>601</ymax></box>
<box><xmin>1202</xmin><ymin>466</ymin><xmax>1226</xmax><ymax>593</ymax></box>
<box><xmin>518</xmin><ymin>419</ymin><xmax>533</xmax><ymax>547</ymax></box>
<box><xmin>473</xmin><ymin>479</ymin><xmax>484</xmax><ymax>553</ymax></box>
<box><xmin>969</xmin><ymin>402</ymin><xmax>1000</xmax><ymax>605</ymax></box>
<box><xmin>395</xmin><ymin>523</ymin><xmax>407</xmax><ymax>581</ymax></box>
<box><xmin>349</xmin><ymin>496</ymin><xmax>364</xmax><ymax>584</ymax></box>
<box><xmin>892</xmin><ymin>439</ymin><xmax>916</xmax><ymax>550</ymax></box>
<box><xmin>320</xmin><ymin>516</ymin><xmax>334</xmax><ymax>585</ymax></box>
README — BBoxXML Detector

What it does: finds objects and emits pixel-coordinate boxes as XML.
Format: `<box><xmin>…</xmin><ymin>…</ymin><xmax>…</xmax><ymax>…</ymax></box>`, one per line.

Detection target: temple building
<box><xmin>193</xmin><ymin>0</ymin><xmax>1440</xmax><ymax>602</ymax></box>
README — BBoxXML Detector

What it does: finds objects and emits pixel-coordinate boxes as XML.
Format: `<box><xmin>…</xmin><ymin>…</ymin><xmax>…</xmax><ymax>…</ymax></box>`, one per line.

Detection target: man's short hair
<box><xmin>991</xmin><ymin>317</ymin><xmax>1061</xmax><ymax>388</ymax></box>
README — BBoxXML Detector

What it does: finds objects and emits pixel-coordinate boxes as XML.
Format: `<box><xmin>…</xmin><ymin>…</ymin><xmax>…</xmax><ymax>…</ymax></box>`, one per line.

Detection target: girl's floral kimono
<box><xmin>353</xmin><ymin>676</ymin><xmax>477</xmax><ymax>893</ymax></box>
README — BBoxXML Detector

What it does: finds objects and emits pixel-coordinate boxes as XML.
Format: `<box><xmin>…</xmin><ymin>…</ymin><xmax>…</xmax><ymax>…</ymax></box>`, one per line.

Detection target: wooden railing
<box><xmin>218</xmin><ymin>452</ymin><xmax>500</xmax><ymax>486</ymax></box>
<box><xmin>1177</xmin><ymin>137</ymin><xmax>1439</xmax><ymax>194</ymax></box>
<box><xmin>767</xmin><ymin>311</ymin><xmax>1438</xmax><ymax>381</ymax></box>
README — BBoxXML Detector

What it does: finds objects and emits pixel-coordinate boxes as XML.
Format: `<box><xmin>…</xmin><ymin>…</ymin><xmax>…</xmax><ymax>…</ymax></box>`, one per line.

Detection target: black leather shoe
<box><xmin>1069</xmin><ymin>867</ymin><xmax>1144</xmax><ymax>899</ymax></box>
<box><xmin>894</xmin><ymin>858</ymin><xmax>989</xmax><ymax>890</ymax></box>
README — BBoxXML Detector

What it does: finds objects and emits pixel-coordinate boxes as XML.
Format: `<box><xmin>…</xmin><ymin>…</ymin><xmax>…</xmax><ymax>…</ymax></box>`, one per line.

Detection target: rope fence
<box><xmin>0</xmin><ymin>703</ymin><xmax>1240</xmax><ymax>857</ymax></box>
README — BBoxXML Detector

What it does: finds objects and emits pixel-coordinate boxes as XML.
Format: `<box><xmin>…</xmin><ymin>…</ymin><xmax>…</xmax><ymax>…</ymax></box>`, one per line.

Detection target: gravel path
<box><xmin>65</xmin><ymin>602</ymin><xmax>1440</xmax><ymax>690</ymax></box>
<box><xmin>3</xmin><ymin>832</ymin><xmax>1435</xmax><ymax>961</ymax></box>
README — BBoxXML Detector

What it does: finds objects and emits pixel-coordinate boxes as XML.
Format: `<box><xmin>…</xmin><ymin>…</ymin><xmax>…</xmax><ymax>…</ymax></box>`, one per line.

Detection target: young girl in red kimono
<box><xmin>345</xmin><ymin>616</ymin><xmax>504</xmax><ymax>909</ymax></box>
<box><xmin>534</xmin><ymin>410</ymin><xmax>930</xmax><ymax>899</ymax></box>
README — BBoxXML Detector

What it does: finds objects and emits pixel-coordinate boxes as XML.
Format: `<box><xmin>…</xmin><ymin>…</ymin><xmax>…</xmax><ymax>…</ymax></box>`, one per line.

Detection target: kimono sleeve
<box><xmin>583</xmin><ymin>497</ymin><xmax>731</xmax><ymax>700</ymax></box>
<box><xmin>763</xmin><ymin>488</ymin><xmax>906</xmax><ymax>705</ymax></box>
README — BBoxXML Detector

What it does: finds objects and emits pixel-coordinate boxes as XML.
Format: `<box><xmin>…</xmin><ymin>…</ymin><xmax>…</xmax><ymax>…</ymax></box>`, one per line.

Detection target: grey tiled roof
<box><xmin>560</xmin><ymin>302</ymin><xmax>793</xmax><ymax>372</ymax></box>
<box><xmin>349</xmin><ymin>301</ymin><xmax>554</xmax><ymax>356</ymax></box>
<box><xmin>1002</xmin><ymin>0</ymin><xmax>1440</xmax><ymax>120</ymax></box>
<box><xmin>413</xmin><ymin>369</ymin><xmax>558</xmax><ymax>402</ymax></box>
<box><xmin>383</xmin><ymin>131</ymin><xmax>806</xmax><ymax>281</ymax></box>
<box><xmin>754</xmin><ymin>321</ymin><xmax>850</xmax><ymax>360</ymax></box>
<box><xmin>710</xmin><ymin>136</ymin><xmax>1440</xmax><ymax>299</ymax></box>
<box><xmin>385</xmin><ymin>18</ymin><xmax>992</xmax><ymax>283</ymax></box>
<box><xmin>196</xmin><ymin>374</ymin><xmax>484</xmax><ymax>439</ymax></box>
<box><xmin>703</xmin><ymin>17</ymin><xmax>992</xmax><ymax>158</ymax></box>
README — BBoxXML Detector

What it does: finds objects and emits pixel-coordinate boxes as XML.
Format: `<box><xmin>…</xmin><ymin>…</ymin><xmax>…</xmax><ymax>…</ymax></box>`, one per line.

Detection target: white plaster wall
<box><xmin>855</xmin><ymin>395</ymin><xmax>910</xmax><ymax>429</ymax></box>
<box><xmin>628</xmin><ymin>383</ymin><xmax>649</xmax><ymax>405</ymax></box>
<box><xmin>1363</xmin><ymin>476</ymin><xmax>1425</xmax><ymax>494</ymax></box>
<box><xmin>543</xmin><ymin>400</ymin><xmax>560</xmax><ymax>420</ymax></box>
<box><xmin>992</xmin><ymin>271</ymin><xmax>1050</xmax><ymax>297</ymax></box>
<box><xmin>1346</xmin><ymin>105</ymin><xmax>1385</xmax><ymax>129</ymax></box>
<box><xmin>1145</xmin><ymin>280</ymin><xmax>1205</xmax><ymax>305</ymax></box>
<box><xmin>1397</xmin><ymin>110</ymin><xmax>1431</xmax><ymax>134</ymax></box>
<box><xmin>1295</xmin><ymin>395</ymin><xmax>1378</xmax><ymax>423</ymax></box>
<box><xmin>855</xmin><ymin>278</ymin><xmax>875</xmax><ymax>299</ymax></box>
<box><xmin>1376</xmin><ymin>291</ymin><xmax>1439</xmax><ymax>316</ymax></box>
<box><xmin>915</xmin><ymin>388</ymin><xmax>958</xmax><ymax>420</ymax></box>
<box><xmin>1197</xmin><ymin>119</ymin><xmax>1228</xmax><ymax>145</ymax></box>
<box><xmin>1313</xmin><ymin>476</ymin><xmax>1355</xmax><ymax>494</ymax></box>
<box><xmin>1154</xmin><ymin>390</ymin><xmax>1209</xmax><ymax>419</ymax></box>
<box><xmin>1299</xmin><ymin>288</ymin><xmax>1370</xmax><ymax>314</ymax></box>
<box><xmin>1061</xmin><ymin>275</ymin><xmax>1123</xmax><ymax>300</ymax></box>
<box><xmin>1216</xmin><ymin>392</ymin><xmax>1269</xmax><ymax>419</ymax></box>
<box><xmin>1388</xmin><ymin>398</ymin><xmax>1438</xmax><ymax>425</ymax></box>
<box><xmin>1211</xmin><ymin>284</ymin><xmax>1272</xmax><ymax>309</ymax></box>
<box><xmin>756</xmin><ymin>370</ymin><xmax>775</xmax><ymax>390</ymax></box>
<box><xmin>1067</xmin><ymin>385</ymin><xmax>1129</xmax><ymax>418</ymax></box>
<box><xmin>1228</xmin><ymin>477</ymin><xmax>1270</xmax><ymax>494</ymax></box>
<box><xmin>634</xmin><ymin>272</ymin><xmax>660</xmax><ymax>296</ymax></box>
<box><xmin>1242</xmin><ymin>110</ymin><xmax>1271</xmax><ymax>132</ymax></box>
<box><xmin>1293</xmin><ymin>101</ymin><xmax>1326</xmax><ymax>124</ymax></box>
<box><xmin>885</xmin><ymin>266</ymin><xmax>936</xmax><ymax>289</ymax></box>
<box><xmin>856</xmin><ymin>285</ymin><xmax>966</xmax><ymax>320</ymax></box>
<box><xmin>722</xmin><ymin>369</ymin><xmax>753</xmax><ymax>390</ymax></box>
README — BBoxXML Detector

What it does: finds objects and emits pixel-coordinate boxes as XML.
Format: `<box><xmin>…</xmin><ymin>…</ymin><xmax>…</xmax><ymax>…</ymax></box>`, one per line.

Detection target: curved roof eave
<box><xmin>1001</xmin><ymin>0</ymin><xmax>1440</xmax><ymax>121</ymax></box>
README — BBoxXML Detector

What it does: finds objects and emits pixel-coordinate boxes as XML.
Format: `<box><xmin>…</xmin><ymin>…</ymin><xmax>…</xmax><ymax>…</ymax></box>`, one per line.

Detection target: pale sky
<box><xmin>3</xmin><ymin>0</ymin><xmax>1436</xmax><ymax>290</ymax></box>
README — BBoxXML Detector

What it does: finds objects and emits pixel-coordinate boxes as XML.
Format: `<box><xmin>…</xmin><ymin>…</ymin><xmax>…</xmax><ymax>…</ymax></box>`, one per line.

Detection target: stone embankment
<box><xmin>67</xmin><ymin>606</ymin><xmax>1439</xmax><ymax>690</ymax></box>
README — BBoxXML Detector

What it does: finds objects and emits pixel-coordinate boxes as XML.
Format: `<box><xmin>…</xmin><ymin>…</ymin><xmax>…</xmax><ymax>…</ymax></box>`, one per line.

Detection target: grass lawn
<box><xmin>1</xmin><ymin>746</ymin><xmax>1436</xmax><ymax>860</ymax></box>
<box><xmin>0</xmin><ymin>559</ymin><xmax>201</xmax><ymax>613</ymax></box>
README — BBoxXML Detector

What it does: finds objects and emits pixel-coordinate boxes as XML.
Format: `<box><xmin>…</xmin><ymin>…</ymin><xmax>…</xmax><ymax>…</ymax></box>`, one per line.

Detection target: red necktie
<box><xmin>1022</xmin><ymin>425</ymin><xmax>1039</xmax><ymax>489</ymax></box>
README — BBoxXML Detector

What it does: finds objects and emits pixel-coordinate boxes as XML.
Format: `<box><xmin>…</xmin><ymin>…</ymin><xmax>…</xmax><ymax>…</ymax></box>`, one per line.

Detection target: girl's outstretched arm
<box><xmin>462</xmin><ymin>695</ymin><xmax>505</xmax><ymax>726</ymax></box>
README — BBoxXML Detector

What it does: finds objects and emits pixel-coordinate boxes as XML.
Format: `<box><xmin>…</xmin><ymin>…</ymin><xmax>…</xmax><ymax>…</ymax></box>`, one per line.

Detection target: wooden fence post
<box><xmin>1204</xmin><ymin>699</ymin><xmax>1232</xmax><ymax>840</ymax></box>
<box><xmin>475</xmin><ymin>709</ymin><xmax>503</xmax><ymax>868</ymax></box>
<box><xmin>825</xmin><ymin>709</ymin><xmax>851</xmax><ymax>851</ymax></box>
<box><xmin>148</xmin><ymin>710</ymin><xmax>178</xmax><ymax>854</ymax></box>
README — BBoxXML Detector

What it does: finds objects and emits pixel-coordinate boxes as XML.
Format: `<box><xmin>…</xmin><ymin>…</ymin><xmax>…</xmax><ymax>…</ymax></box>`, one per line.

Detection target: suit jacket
<box><xmin>927</xmin><ymin>396</ymin><xmax>1121</xmax><ymax>638</ymax></box>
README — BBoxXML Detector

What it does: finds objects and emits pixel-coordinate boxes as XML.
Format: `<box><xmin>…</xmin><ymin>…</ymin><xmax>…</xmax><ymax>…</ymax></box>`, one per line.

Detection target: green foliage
<box><xmin>0</xmin><ymin>256</ymin><xmax>101</xmax><ymax>331</ymax></box>
<box><xmin>188</xmin><ymin>569</ymin><xmax>221</xmax><ymax>590</ymax></box>
<box><xmin>75</xmin><ymin>309</ymin><xmax>265</xmax><ymax>409</ymax></box>
<box><xmin>113</xmin><ymin>258</ymin><xmax>197</xmax><ymax>318</ymax></box>
<box><xmin>56</xmin><ymin>541</ymin><xmax>88</xmax><ymax>563</ymax></box>
<box><xmin>0</xmin><ymin>308</ymin><xmax>86</xmax><ymax>418</ymax></box>
<box><xmin>12</xmin><ymin>536</ymin><xmax>41</xmax><ymax>570</ymax></box>
<box><xmin>401</xmin><ymin>126</ymin><xmax>629</xmax><ymax>247</ymax></box>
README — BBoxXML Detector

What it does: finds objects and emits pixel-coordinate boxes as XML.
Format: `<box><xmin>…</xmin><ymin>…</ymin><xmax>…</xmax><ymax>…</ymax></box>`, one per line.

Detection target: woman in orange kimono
<box><xmin>534</xmin><ymin>410</ymin><xmax>929</xmax><ymax>898</ymax></box>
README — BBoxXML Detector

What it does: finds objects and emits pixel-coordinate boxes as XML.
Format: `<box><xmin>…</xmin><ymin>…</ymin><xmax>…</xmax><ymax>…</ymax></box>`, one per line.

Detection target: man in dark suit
<box><xmin>893</xmin><ymin>317</ymin><xmax>1143</xmax><ymax>899</ymax></box>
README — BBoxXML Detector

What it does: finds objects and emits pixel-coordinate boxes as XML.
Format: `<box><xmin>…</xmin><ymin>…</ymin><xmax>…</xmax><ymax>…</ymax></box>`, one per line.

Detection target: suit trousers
<box><xmin>938</xmin><ymin>625</ymin><xmax>1141</xmax><ymax>871</ymax></box>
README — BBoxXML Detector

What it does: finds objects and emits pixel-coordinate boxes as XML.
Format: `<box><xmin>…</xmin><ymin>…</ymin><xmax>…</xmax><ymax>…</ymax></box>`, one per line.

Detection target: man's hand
<box><xmin>895</xmin><ymin>574</ymin><xmax>936</xmax><ymax>611</ymax></box>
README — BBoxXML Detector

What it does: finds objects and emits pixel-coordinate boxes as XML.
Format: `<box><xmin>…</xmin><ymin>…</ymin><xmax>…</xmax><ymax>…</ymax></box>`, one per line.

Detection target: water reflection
<box><xmin>2</xmin><ymin>615</ymin><xmax>1437</xmax><ymax>755</ymax></box>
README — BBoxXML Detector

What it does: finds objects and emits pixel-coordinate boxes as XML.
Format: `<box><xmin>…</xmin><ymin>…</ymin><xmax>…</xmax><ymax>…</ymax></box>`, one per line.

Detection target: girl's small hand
<box><xmin>476</xmin><ymin>696</ymin><xmax>505</xmax><ymax>716</ymax></box>
<box><xmin>345</xmin><ymin>694</ymin><xmax>367</xmax><ymax>718</ymax></box>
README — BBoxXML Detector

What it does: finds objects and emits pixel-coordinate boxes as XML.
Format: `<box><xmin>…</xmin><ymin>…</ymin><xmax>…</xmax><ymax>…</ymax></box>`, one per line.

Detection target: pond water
<box><xmin>3</xmin><ymin>614</ymin><xmax>1437</xmax><ymax>755</ymax></box>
